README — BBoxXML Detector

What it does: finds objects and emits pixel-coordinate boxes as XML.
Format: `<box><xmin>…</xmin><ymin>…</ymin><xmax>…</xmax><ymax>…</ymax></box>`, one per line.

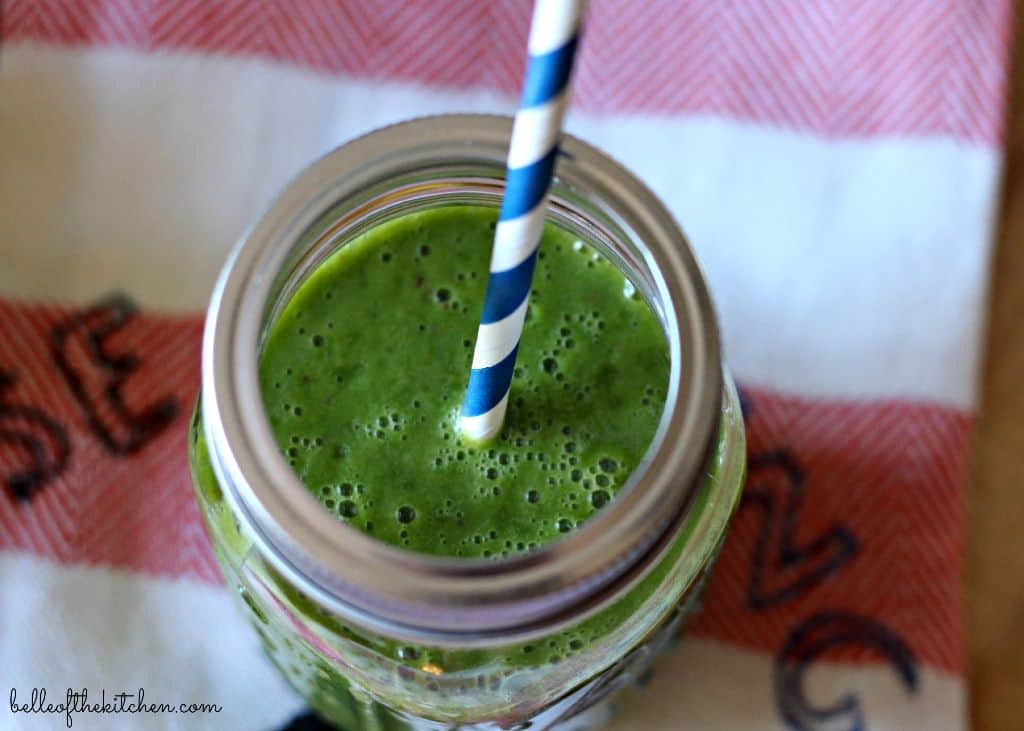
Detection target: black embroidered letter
<box><xmin>743</xmin><ymin>450</ymin><xmax>859</xmax><ymax>609</ymax></box>
<box><xmin>775</xmin><ymin>611</ymin><xmax>918</xmax><ymax>731</ymax></box>
<box><xmin>0</xmin><ymin>370</ymin><xmax>70</xmax><ymax>500</ymax></box>
<box><xmin>51</xmin><ymin>295</ymin><xmax>177</xmax><ymax>455</ymax></box>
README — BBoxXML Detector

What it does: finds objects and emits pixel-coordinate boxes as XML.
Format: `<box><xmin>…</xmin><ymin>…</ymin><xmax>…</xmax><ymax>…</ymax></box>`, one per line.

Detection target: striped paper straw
<box><xmin>460</xmin><ymin>0</ymin><xmax>586</xmax><ymax>443</ymax></box>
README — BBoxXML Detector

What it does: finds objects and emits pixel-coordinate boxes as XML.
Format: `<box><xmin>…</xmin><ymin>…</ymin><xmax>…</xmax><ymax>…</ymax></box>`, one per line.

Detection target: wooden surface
<box><xmin>968</xmin><ymin>9</ymin><xmax>1024</xmax><ymax>729</ymax></box>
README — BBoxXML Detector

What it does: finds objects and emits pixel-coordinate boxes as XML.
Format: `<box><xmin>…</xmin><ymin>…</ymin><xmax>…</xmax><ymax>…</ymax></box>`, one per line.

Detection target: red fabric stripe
<box><xmin>0</xmin><ymin>0</ymin><xmax>1011</xmax><ymax>145</ymax></box>
<box><xmin>0</xmin><ymin>298</ymin><xmax>218</xmax><ymax>583</ymax></box>
<box><xmin>0</xmin><ymin>298</ymin><xmax>967</xmax><ymax>674</ymax></box>
<box><xmin>689</xmin><ymin>389</ymin><xmax>968</xmax><ymax>675</ymax></box>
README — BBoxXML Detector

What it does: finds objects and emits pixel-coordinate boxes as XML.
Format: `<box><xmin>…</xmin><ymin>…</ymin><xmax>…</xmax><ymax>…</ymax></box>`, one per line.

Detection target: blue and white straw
<box><xmin>461</xmin><ymin>0</ymin><xmax>586</xmax><ymax>443</ymax></box>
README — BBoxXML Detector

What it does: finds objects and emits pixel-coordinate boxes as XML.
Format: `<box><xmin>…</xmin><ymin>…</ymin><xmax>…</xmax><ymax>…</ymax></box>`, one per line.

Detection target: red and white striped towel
<box><xmin>0</xmin><ymin>2</ymin><xmax>1011</xmax><ymax>729</ymax></box>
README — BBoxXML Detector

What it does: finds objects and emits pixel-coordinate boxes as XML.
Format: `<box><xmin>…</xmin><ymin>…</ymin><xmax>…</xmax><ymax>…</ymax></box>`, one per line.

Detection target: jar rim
<box><xmin>201</xmin><ymin>114</ymin><xmax>723</xmax><ymax>645</ymax></box>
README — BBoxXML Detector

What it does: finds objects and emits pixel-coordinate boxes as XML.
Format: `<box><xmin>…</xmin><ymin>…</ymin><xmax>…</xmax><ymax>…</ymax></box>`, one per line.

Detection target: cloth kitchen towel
<box><xmin>0</xmin><ymin>1</ymin><xmax>1011</xmax><ymax>729</ymax></box>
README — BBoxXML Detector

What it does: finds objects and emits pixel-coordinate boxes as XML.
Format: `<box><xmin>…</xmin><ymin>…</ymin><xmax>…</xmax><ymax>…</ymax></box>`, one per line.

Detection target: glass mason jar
<box><xmin>189</xmin><ymin>115</ymin><xmax>746</xmax><ymax>730</ymax></box>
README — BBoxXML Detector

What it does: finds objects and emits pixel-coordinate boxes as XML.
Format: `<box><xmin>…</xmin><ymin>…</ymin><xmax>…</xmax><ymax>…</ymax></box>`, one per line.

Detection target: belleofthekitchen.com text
<box><xmin>9</xmin><ymin>687</ymin><xmax>222</xmax><ymax>727</ymax></box>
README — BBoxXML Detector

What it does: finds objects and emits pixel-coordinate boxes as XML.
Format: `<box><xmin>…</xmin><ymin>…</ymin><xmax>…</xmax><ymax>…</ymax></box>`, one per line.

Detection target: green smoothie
<box><xmin>259</xmin><ymin>205</ymin><xmax>668</xmax><ymax>557</ymax></box>
<box><xmin>189</xmin><ymin>203</ymin><xmax>743</xmax><ymax>727</ymax></box>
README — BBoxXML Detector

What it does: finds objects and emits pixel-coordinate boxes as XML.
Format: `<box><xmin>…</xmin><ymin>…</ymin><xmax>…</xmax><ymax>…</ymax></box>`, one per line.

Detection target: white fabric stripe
<box><xmin>0</xmin><ymin>552</ymin><xmax>304</xmax><ymax>730</ymax></box>
<box><xmin>472</xmin><ymin>298</ymin><xmax>529</xmax><ymax>368</ymax></box>
<box><xmin>0</xmin><ymin>47</ymin><xmax>997</xmax><ymax>408</ymax></box>
<box><xmin>489</xmin><ymin>208</ymin><xmax>547</xmax><ymax>271</ymax></box>
<box><xmin>508</xmin><ymin>92</ymin><xmax>567</xmax><ymax>167</ymax></box>
<box><xmin>0</xmin><ymin>553</ymin><xmax>963</xmax><ymax>731</ymax></box>
<box><xmin>460</xmin><ymin>392</ymin><xmax>509</xmax><ymax>443</ymax></box>
<box><xmin>527</xmin><ymin>0</ymin><xmax>585</xmax><ymax>56</ymax></box>
<box><xmin>606</xmin><ymin>637</ymin><xmax>965</xmax><ymax>731</ymax></box>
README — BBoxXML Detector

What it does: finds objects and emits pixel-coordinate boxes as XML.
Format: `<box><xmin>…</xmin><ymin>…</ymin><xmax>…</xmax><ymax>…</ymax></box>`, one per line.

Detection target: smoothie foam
<box><xmin>259</xmin><ymin>205</ymin><xmax>669</xmax><ymax>558</ymax></box>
